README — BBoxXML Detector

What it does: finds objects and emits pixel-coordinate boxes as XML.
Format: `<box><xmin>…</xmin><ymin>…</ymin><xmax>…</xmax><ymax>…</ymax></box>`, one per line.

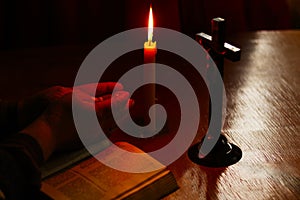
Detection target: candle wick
<box><xmin>148</xmin><ymin>40</ymin><xmax>151</xmax><ymax>46</ymax></box>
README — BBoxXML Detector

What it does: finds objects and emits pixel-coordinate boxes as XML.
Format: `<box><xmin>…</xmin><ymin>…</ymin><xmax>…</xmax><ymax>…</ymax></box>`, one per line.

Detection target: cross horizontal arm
<box><xmin>196</xmin><ymin>32</ymin><xmax>241</xmax><ymax>62</ymax></box>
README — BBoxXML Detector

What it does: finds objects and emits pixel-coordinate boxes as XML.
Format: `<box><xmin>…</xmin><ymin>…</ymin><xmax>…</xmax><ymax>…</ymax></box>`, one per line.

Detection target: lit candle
<box><xmin>144</xmin><ymin>6</ymin><xmax>157</xmax><ymax>62</ymax></box>
<box><xmin>143</xmin><ymin>5</ymin><xmax>156</xmax><ymax>135</ymax></box>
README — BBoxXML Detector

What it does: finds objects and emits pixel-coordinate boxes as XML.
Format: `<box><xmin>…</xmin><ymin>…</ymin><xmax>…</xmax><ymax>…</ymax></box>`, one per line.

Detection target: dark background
<box><xmin>0</xmin><ymin>0</ymin><xmax>299</xmax><ymax>50</ymax></box>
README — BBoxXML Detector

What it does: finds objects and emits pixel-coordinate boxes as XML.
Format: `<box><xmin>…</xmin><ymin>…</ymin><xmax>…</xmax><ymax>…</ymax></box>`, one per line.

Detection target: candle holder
<box><xmin>188</xmin><ymin>18</ymin><xmax>242</xmax><ymax>167</ymax></box>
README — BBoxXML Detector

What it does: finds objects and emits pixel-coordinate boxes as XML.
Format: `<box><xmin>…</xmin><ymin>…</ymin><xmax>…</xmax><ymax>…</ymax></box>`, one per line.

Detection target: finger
<box><xmin>99</xmin><ymin>99</ymin><xmax>134</xmax><ymax>135</ymax></box>
<box><xmin>93</xmin><ymin>93</ymin><xmax>133</xmax><ymax>108</ymax></box>
<box><xmin>127</xmin><ymin>99</ymin><xmax>135</xmax><ymax>109</ymax></box>
<box><xmin>95</xmin><ymin>91</ymin><xmax>130</xmax><ymax>120</ymax></box>
<box><xmin>75</xmin><ymin>82</ymin><xmax>123</xmax><ymax>96</ymax></box>
<box><xmin>92</xmin><ymin>94</ymin><xmax>112</xmax><ymax>103</ymax></box>
<box><xmin>95</xmin><ymin>82</ymin><xmax>123</xmax><ymax>96</ymax></box>
<box><xmin>94</xmin><ymin>95</ymin><xmax>134</xmax><ymax>114</ymax></box>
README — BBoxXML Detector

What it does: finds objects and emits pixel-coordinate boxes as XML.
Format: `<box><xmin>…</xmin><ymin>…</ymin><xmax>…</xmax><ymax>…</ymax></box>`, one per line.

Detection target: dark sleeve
<box><xmin>0</xmin><ymin>100</ymin><xmax>18</xmax><ymax>140</ymax></box>
<box><xmin>0</xmin><ymin>134</ymin><xmax>44</xmax><ymax>200</ymax></box>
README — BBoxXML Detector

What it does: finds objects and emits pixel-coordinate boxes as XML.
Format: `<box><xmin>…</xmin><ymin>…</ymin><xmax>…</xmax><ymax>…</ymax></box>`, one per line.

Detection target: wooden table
<box><xmin>164</xmin><ymin>30</ymin><xmax>300</xmax><ymax>200</ymax></box>
<box><xmin>0</xmin><ymin>30</ymin><xmax>299</xmax><ymax>199</ymax></box>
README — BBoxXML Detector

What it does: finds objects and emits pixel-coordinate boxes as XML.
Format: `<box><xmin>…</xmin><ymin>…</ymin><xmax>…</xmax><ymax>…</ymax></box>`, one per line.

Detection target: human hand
<box><xmin>21</xmin><ymin>82</ymin><xmax>133</xmax><ymax>160</ymax></box>
<box><xmin>17</xmin><ymin>86</ymin><xmax>72</xmax><ymax>131</ymax></box>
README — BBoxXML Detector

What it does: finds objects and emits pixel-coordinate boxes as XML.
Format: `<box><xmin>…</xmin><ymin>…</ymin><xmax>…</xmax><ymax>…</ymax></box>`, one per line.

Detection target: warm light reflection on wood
<box><xmin>163</xmin><ymin>31</ymin><xmax>300</xmax><ymax>200</ymax></box>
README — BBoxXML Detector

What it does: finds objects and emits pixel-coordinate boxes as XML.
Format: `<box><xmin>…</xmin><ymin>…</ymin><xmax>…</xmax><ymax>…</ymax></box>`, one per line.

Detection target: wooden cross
<box><xmin>188</xmin><ymin>17</ymin><xmax>242</xmax><ymax>167</ymax></box>
<box><xmin>196</xmin><ymin>17</ymin><xmax>241</xmax><ymax>77</ymax></box>
<box><xmin>196</xmin><ymin>17</ymin><xmax>241</xmax><ymax>121</ymax></box>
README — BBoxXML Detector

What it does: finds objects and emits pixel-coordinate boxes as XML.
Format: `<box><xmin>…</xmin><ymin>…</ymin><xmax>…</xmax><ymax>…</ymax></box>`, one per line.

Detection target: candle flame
<box><xmin>147</xmin><ymin>6</ymin><xmax>154</xmax><ymax>42</ymax></box>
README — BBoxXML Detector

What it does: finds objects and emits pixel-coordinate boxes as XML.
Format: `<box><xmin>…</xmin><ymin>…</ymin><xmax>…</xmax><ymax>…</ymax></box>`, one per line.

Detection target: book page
<box><xmin>42</xmin><ymin>169</ymin><xmax>106</xmax><ymax>200</ymax></box>
<box><xmin>41</xmin><ymin>139</ymin><xmax>111</xmax><ymax>179</ymax></box>
<box><xmin>42</xmin><ymin>142</ymin><xmax>169</xmax><ymax>200</ymax></box>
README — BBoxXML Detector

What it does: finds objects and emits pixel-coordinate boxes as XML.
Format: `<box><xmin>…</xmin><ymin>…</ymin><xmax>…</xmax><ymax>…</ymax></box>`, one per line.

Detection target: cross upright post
<box><xmin>189</xmin><ymin>18</ymin><xmax>242</xmax><ymax>167</ymax></box>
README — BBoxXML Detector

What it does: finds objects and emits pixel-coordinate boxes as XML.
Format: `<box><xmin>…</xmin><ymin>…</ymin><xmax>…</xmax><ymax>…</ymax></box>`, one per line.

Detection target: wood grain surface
<box><xmin>0</xmin><ymin>30</ymin><xmax>299</xmax><ymax>200</ymax></box>
<box><xmin>163</xmin><ymin>30</ymin><xmax>300</xmax><ymax>200</ymax></box>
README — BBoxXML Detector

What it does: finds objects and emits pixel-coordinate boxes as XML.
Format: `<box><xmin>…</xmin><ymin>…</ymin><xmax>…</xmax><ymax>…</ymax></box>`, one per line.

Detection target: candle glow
<box><xmin>145</xmin><ymin>6</ymin><xmax>156</xmax><ymax>49</ymax></box>
<box><xmin>148</xmin><ymin>6</ymin><xmax>154</xmax><ymax>42</ymax></box>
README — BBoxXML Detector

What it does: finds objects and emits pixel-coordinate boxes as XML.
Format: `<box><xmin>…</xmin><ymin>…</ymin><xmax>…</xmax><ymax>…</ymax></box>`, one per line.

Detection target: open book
<box><xmin>40</xmin><ymin>141</ymin><xmax>178</xmax><ymax>200</ymax></box>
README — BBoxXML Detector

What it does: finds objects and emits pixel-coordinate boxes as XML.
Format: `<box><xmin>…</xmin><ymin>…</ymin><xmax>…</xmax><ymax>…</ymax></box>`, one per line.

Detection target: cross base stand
<box><xmin>188</xmin><ymin>135</ymin><xmax>242</xmax><ymax>167</ymax></box>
